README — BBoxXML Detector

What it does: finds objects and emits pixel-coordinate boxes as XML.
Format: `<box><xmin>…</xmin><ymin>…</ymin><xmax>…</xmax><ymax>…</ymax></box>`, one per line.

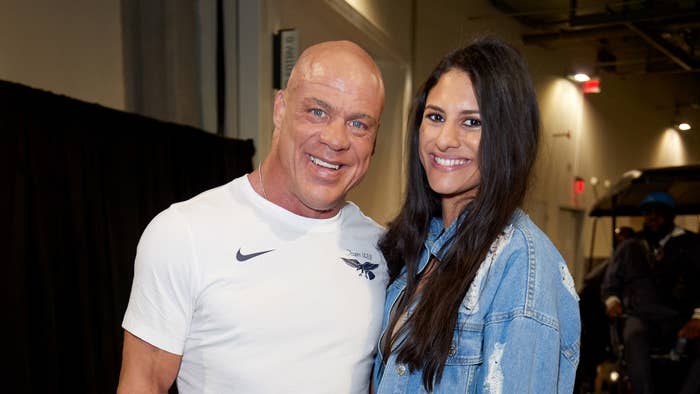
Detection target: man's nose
<box><xmin>319</xmin><ymin>119</ymin><xmax>350</xmax><ymax>151</ymax></box>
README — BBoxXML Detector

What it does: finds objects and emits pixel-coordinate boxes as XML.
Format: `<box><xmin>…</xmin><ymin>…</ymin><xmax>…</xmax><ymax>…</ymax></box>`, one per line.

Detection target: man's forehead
<box><xmin>293</xmin><ymin>65</ymin><xmax>382</xmax><ymax>99</ymax></box>
<box><xmin>289</xmin><ymin>43</ymin><xmax>383</xmax><ymax>96</ymax></box>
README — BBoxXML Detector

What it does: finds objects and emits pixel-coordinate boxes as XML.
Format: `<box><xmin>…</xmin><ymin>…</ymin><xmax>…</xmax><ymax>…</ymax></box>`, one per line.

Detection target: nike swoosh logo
<box><xmin>236</xmin><ymin>248</ymin><xmax>274</xmax><ymax>262</ymax></box>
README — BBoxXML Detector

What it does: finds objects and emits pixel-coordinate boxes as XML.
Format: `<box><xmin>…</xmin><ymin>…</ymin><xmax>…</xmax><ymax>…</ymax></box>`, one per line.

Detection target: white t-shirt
<box><xmin>122</xmin><ymin>175</ymin><xmax>388</xmax><ymax>393</ymax></box>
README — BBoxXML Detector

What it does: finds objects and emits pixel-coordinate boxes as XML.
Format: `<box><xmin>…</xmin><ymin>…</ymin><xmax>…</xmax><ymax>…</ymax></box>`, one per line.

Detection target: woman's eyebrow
<box><xmin>425</xmin><ymin>104</ymin><xmax>479</xmax><ymax>115</ymax></box>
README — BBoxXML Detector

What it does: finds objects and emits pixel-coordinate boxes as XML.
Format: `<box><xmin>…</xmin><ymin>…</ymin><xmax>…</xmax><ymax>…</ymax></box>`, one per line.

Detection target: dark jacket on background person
<box><xmin>602</xmin><ymin>227</ymin><xmax>700</xmax><ymax>322</ymax></box>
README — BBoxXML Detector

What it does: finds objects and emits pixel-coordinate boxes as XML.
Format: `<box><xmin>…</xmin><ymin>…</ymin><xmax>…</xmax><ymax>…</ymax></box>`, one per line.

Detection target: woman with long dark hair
<box><xmin>372</xmin><ymin>37</ymin><xmax>580</xmax><ymax>393</ymax></box>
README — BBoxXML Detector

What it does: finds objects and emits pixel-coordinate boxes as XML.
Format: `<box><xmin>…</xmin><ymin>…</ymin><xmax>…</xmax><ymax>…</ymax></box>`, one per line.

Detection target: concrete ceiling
<box><xmin>490</xmin><ymin>0</ymin><xmax>700</xmax><ymax>75</ymax></box>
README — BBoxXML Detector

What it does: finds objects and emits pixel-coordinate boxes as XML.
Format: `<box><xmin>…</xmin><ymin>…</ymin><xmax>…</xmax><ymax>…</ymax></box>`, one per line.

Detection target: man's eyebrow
<box><xmin>348</xmin><ymin>112</ymin><xmax>377</xmax><ymax>124</ymax></box>
<box><xmin>308</xmin><ymin>97</ymin><xmax>333</xmax><ymax>112</ymax></box>
<box><xmin>308</xmin><ymin>97</ymin><xmax>378</xmax><ymax>125</ymax></box>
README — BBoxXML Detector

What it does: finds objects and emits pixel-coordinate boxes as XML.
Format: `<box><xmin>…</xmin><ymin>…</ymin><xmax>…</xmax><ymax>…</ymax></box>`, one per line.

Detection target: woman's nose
<box><xmin>435</xmin><ymin>124</ymin><xmax>460</xmax><ymax>150</ymax></box>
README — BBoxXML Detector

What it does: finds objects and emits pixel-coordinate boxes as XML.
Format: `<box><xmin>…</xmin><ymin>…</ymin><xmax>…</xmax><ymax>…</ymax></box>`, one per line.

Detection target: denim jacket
<box><xmin>373</xmin><ymin>209</ymin><xmax>580</xmax><ymax>393</ymax></box>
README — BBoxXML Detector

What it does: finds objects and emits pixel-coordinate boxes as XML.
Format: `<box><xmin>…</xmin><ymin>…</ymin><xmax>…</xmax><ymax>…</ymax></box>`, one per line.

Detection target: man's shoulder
<box><xmin>673</xmin><ymin>228</ymin><xmax>699</xmax><ymax>240</ymax></box>
<box><xmin>169</xmin><ymin>177</ymin><xmax>243</xmax><ymax>216</ymax></box>
<box><xmin>341</xmin><ymin>201</ymin><xmax>385</xmax><ymax>235</ymax></box>
<box><xmin>616</xmin><ymin>236</ymin><xmax>647</xmax><ymax>253</ymax></box>
<box><xmin>667</xmin><ymin>228</ymin><xmax>700</xmax><ymax>252</ymax></box>
<box><xmin>140</xmin><ymin>177</ymin><xmax>245</xmax><ymax>239</ymax></box>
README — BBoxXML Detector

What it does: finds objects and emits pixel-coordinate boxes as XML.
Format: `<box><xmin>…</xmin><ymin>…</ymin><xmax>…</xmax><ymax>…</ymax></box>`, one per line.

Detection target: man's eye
<box><xmin>310</xmin><ymin>109</ymin><xmax>326</xmax><ymax>118</ymax></box>
<box><xmin>426</xmin><ymin>113</ymin><xmax>444</xmax><ymax>122</ymax></box>
<box><xmin>349</xmin><ymin>120</ymin><xmax>367</xmax><ymax>130</ymax></box>
<box><xmin>464</xmin><ymin>118</ymin><xmax>481</xmax><ymax>128</ymax></box>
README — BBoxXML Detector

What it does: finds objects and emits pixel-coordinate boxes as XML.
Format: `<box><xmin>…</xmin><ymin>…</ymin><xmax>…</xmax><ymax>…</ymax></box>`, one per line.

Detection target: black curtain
<box><xmin>1</xmin><ymin>80</ymin><xmax>254</xmax><ymax>393</ymax></box>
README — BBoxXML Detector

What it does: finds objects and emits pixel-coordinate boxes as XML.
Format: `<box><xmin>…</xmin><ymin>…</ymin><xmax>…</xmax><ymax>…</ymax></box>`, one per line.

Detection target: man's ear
<box><xmin>372</xmin><ymin>122</ymin><xmax>380</xmax><ymax>156</ymax></box>
<box><xmin>272</xmin><ymin>89</ymin><xmax>286</xmax><ymax>134</ymax></box>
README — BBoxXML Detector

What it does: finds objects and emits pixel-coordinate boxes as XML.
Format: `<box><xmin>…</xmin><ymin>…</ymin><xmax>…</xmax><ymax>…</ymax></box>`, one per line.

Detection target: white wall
<box><xmin>343</xmin><ymin>0</ymin><xmax>412</xmax><ymax>60</ymax></box>
<box><xmin>0</xmin><ymin>0</ymin><xmax>125</xmax><ymax>110</ymax></box>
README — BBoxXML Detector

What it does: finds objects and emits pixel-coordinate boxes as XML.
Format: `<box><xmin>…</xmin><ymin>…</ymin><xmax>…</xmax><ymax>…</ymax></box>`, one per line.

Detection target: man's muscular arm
<box><xmin>117</xmin><ymin>331</ymin><xmax>182</xmax><ymax>394</ymax></box>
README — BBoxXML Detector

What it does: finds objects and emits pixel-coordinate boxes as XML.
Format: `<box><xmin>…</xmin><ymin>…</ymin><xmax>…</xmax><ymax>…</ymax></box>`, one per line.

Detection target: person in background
<box><xmin>372</xmin><ymin>36</ymin><xmax>580</xmax><ymax>393</ymax></box>
<box><xmin>576</xmin><ymin>225</ymin><xmax>637</xmax><ymax>392</ymax></box>
<box><xmin>118</xmin><ymin>40</ymin><xmax>388</xmax><ymax>393</ymax></box>
<box><xmin>602</xmin><ymin>191</ymin><xmax>700</xmax><ymax>394</ymax></box>
<box><xmin>615</xmin><ymin>226</ymin><xmax>636</xmax><ymax>245</ymax></box>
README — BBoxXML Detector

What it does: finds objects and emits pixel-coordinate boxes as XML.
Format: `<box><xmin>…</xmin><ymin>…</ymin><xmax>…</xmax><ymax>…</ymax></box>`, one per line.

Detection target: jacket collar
<box><xmin>420</xmin><ymin>209</ymin><xmax>525</xmax><ymax>275</ymax></box>
<box><xmin>420</xmin><ymin>214</ymin><xmax>462</xmax><ymax>274</ymax></box>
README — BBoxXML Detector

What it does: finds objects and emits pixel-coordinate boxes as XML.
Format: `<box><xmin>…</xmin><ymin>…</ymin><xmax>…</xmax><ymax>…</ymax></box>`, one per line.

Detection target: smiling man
<box><xmin>118</xmin><ymin>41</ymin><xmax>387</xmax><ymax>394</ymax></box>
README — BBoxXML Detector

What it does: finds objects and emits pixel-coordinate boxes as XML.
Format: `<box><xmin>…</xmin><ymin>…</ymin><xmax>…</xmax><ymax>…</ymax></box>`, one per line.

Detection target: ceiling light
<box><xmin>573</xmin><ymin>73</ymin><xmax>590</xmax><ymax>82</ymax></box>
<box><xmin>677</xmin><ymin>122</ymin><xmax>691</xmax><ymax>131</ymax></box>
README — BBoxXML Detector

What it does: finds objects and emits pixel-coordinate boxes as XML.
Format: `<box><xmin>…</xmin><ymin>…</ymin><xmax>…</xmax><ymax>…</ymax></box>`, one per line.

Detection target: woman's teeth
<box><xmin>434</xmin><ymin>156</ymin><xmax>467</xmax><ymax>167</ymax></box>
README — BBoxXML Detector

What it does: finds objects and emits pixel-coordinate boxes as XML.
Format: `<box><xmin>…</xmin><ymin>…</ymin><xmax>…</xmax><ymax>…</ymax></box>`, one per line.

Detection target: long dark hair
<box><xmin>379</xmin><ymin>36</ymin><xmax>540</xmax><ymax>391</ymax></box>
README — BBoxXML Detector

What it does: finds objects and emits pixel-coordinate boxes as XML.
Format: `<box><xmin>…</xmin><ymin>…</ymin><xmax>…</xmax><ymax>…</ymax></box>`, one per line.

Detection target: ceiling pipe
<box><xmin>624</xmin><ymin>23</ymin><xmax>696</xmax><ymax>71</ymax></box>
<box><xmin>569</xmin><ymin>5</ymin><xmax>700</xmax><ymax>28</ymax></box>
<box><xmin>493</xmin><ymin>0</ymin><xmax>700</xmax><ymax>72</ymax></box>
<box><xmin>491</xmin><ymin>0</ymin><xmax>700</xmax><ymax>28</ymax></box>
<box><xmin>522</xmin><ymin>26</ymin><xmax>633</xmax><ymax>45</ymax></box>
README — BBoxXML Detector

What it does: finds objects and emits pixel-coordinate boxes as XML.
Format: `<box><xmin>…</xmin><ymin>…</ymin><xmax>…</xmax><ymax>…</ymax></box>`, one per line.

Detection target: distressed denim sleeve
<box><xmin>477</xmin><ymin>316</ymin><xmax>576</xmax><ymax>393</ymax></box>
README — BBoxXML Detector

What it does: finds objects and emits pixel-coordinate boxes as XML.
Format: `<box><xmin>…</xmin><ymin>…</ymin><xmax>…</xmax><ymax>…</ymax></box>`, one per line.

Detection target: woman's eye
<box><xmin>464</xmin><ymin>118</ymin><xmax>481</xmax><ymax>128</ymax></box>
<box><xmin>426</xmin><ymin>113</ymin><xmax>444</xmax><ymax>122</ymax></box>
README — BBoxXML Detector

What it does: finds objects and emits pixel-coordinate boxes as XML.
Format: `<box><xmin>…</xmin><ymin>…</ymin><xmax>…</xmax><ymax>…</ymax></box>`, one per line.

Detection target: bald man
<box><xmin>117</xmin><ymin>41</ymin><xmax>388</xmax><ymax>393</ymax></box>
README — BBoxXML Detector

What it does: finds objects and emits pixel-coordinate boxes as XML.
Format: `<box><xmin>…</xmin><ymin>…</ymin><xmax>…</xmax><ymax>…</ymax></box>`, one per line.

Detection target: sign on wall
<box><xmin>273</xmin><ymin>29</ymin><xmax>299</xmax><ymax>90</ymax></box>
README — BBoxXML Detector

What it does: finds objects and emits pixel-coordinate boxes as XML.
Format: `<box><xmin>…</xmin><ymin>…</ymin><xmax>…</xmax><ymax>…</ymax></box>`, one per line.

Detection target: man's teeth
<box><xmin>434</xmin><ymin>156</ymin><xmax>467</xmax><ymax>166</ymax></box>
<box><xmin>310</xmin><ymin>155</ymin><xmax>340</xmax><ymax>170</ymax></box>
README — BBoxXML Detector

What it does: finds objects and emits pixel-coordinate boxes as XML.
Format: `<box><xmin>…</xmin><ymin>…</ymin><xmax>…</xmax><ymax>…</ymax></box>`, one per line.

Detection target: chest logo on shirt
<box><xmin>236</xmin><ymin>248</ymin><xmax>274</xmax><ymax>262</ymax></box>
<box><xmin>342</xmin><ymin>258</ymin><xmax>379</xmax><ymax>280</ymax></box>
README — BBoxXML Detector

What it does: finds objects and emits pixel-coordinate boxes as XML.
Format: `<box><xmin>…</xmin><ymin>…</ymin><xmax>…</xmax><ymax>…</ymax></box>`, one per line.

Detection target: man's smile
<box><xmin>308</xmin><ymin>154</ymin><xmax>342</xmax><ymax>170</ymax></box>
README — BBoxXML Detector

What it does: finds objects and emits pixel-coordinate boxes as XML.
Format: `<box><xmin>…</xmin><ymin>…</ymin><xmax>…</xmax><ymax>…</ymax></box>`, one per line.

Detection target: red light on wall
<box><xmin>574</xmin><ymin>177</ymin><xmax>585</xmax><ymax>194</ymax></box>
<box><xmin>582</xmin><ymin>79</ymin><xmax>600</xmax><ymax>94</ymax></box>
